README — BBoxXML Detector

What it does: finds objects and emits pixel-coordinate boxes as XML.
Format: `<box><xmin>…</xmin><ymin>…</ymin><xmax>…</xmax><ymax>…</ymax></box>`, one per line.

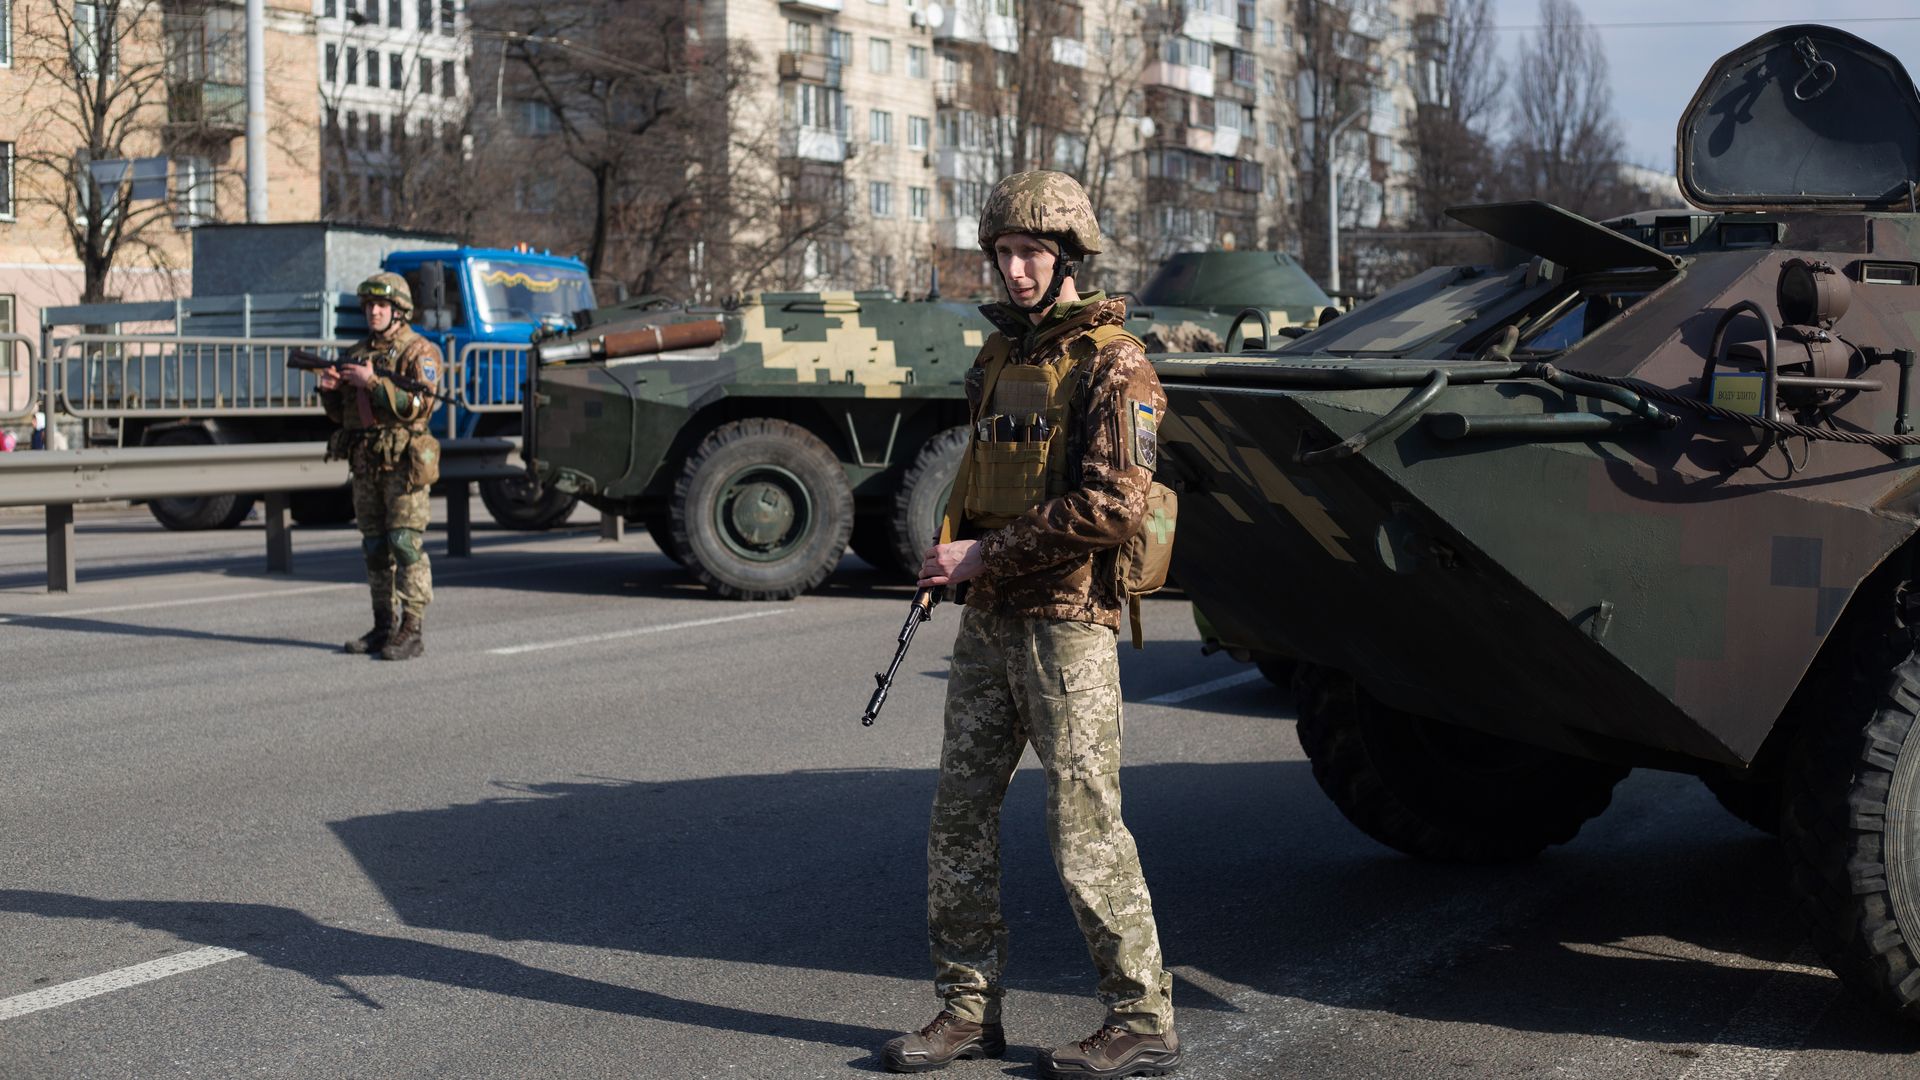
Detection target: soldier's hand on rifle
<box><xmin>316</xmin><ymin>367</ymin><xmax>341</xmax><ymax>391</ymax></box>
<box><xmin>340</xmin><ymin>361</ymin><xmax>375</xmax><ymax>390</ymax></box>
<box><xmin>919</xmin><ymin>540</ymin><xmax>984</xmax><ymax>587</ymax></box>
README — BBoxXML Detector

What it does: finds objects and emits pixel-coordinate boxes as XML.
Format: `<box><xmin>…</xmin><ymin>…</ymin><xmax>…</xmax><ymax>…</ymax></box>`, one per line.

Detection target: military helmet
<box><xmin>357</xmin><ymin>271</ymin><xmax>413</xmax><ymax>316</ymax></box>
<box><xmin>977</xmin><ymin>170</ymin><xmax>1103</xmax><ymax>256</ymax></box>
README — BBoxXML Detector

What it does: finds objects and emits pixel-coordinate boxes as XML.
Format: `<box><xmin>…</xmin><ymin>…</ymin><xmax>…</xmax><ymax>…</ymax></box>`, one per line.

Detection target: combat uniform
<box><xmin>887</xmin><ymin>171</ymin><xmax>1178</xmax><ymax>1079</ymax></box>
<box><xmin>319</xmin><ymin>275</ymin><xmax>443</xmax><ymax>659</ymax></box>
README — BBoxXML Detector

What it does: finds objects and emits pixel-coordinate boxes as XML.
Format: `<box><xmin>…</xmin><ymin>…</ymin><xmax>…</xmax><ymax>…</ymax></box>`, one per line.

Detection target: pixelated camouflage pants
<box><xmin>352</xmin><ymin>471</ymin><xmax>433</xmax><ymax>618</ymax></box>
<box><xmin>927</xmin><ymin>607</ymin><xmax>1174</xmax><ymax>1034</ymax></box>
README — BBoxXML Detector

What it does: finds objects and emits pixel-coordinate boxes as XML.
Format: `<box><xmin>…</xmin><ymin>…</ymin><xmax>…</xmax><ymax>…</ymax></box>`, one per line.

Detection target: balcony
<box><xmin>778</xmin><ymin>51</ymin><xmax>843</xmax><ymax>87</ymax></box>
<box><xmin>936</xmin><ymin>8</ymin><xmax>1017</xmax><ymax>53</ymax></box>
<box><xmin>1050</xmin><ymin>37</ymin><xmax>1087</xmax><ymax>69</ymax></box>
<box><xmin>1142</xmin><ymin>60</ymin><xmax>1214</xmax><ymax>98</ymax></box>
<box><xmin>167</xmin><ymin>81</ymin><xmax>246</xmax><ymax>136</ymax></box>
<box><xmin>934</xmin><ymin>80</ymin><xmax>962</xmax><ymax>107</ymax></box>
<box><xmin>779</xmin><ymin>0</ymin><xmax>843</xmax><ymax>12</ymax></box>
<box><xmin>934</xmin><ymin>146</ymin><xmax>993</xmax><ymax>181</ymax></box>
<box><xmin>1178</xmin><ymin>125</ymin><xmax>1214</xmax><ymax>154</ymax></box>
<box><xmin>781</xmin><ymin>127</ymin><xmax>848</xmax><ymax>163</ymax></box>
<box><xmin>1182</xmin><ymin>7</ymin><xmax>1238</xmax><ymax>47</ymax></box>
<box><xmin>1212</xmin><ymin>125</ymin><xmax>1241</xmax><ymax>158</ymax></box>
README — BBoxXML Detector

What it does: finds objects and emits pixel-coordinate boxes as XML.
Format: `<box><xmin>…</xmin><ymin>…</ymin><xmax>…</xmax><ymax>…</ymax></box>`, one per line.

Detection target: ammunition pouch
<box><xmin>330</xmin><ymin>426</ymin><xmax>437</xmax><ymax>486</ymax></box>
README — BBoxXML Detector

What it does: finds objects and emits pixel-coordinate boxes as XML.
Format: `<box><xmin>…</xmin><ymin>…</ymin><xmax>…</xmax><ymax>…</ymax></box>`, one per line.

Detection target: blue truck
<box><xmin>41</xmin><ymin>222</ymin><xmax>595</xmax><ymax>530</ymax></box>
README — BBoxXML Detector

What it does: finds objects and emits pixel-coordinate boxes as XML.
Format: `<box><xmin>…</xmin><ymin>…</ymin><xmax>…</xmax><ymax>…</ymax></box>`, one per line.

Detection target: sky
<box><xmin>1484</xmin><ymin>1</ymin><xmax>1920</xmax><ymax>172</ymax></box>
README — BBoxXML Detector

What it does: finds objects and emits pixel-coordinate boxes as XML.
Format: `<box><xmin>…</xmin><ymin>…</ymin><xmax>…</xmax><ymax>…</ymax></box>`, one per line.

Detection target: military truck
<box><xmin>525</xmin><ymin>252</ymin><xmax>1326</xmax><ymax>600</ymax></box>
<box><xmin>1151</xmin><ymin>25</ymin><xmax>1920</xmax><ymax>1023</ymax></box>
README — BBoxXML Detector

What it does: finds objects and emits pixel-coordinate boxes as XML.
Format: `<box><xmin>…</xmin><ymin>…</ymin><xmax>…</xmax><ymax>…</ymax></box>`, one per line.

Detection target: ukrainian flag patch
<box><xmin>1130</xmin><ymin>401</ymin><xmax>1158</xmax><ymax>471</ymax></box>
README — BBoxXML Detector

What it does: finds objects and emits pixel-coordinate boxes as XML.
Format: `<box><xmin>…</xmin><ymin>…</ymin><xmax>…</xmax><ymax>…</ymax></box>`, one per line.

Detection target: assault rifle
<box><xmin>861</xmin><ymin>586</ymin><xmax>943</xmax><ymax>726</ymax></box>
<box><xmin>287</xmin><ymin>348</ymin><xmax>444</xmax><ymax>400</ymax></box>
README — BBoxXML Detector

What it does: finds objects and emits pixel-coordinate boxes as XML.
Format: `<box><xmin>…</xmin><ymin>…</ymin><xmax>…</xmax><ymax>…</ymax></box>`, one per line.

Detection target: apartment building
<box><xmin>314</xmin><ymin>0</ymin><xmax>471</xmax><ymax>221</ymax></box>
<box><xmin>0</xmin><ymin>0</ymin><xmax>320</xmax><ymax>354</ymax></box>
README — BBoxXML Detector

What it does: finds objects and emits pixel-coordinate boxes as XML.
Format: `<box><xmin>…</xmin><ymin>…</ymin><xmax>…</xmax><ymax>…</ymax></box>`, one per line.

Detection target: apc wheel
<box><xmin>479</xmin><ymin>475</ymin><xmax>579</xmax><ymax>530</ymax></box>
<box><xmin>1293</xmin><ymin>664</ymin><xmax>1628</xmax><ymax>863</ymax></box>
<box><xmin>1783</xmin><ymin>648</ymin><xmax>1920</xmax><ymax>1023</ymax></box>
<box><xmin>671</xmin><ymin>419</ymin><xmax>852</xmax><ymax>600</ymax></box>
<box><xmin>290</xmin><ymin>487</ymin><xmax>356</xmax><ymax>526</ymax></box>
<box><xmin>147</xmin><ymin>428</ymin><xmax>254</xmax><ymax>531</ymax></box>
<box><xmin>849</xmin><ymin>517</ymin><xmax>900</xmax><ymax>575</ymax></box>
<box><xmin>1700</xmin><ymin>770</ymin><xmax>1782</xmax><ymax>836</ymax></box>
<box><xmin>887</xmin><ymin>425</ymin><xmax>968</xmax><ymax>579</ymax></box>
<box><xmin>644</xmin><ymin>513</ymin><xmax>685</xmax><ymax>566</ymax></box>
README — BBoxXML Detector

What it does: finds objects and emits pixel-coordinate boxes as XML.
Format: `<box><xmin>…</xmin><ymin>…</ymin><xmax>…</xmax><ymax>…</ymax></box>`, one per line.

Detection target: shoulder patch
<box><xmin>420</xmin><ymin>359</ymin><xmax>438</xmax><ymax>383</ymax></box>
<box><xmin>1130</xmin><ymin>400</ymin><xmax>1158</xmax><ymax>471</ymax></box>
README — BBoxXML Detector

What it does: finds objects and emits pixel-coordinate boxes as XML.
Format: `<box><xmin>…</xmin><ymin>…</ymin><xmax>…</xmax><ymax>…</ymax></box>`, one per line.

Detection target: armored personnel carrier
<box><xmin>1153</xmin><ymin>25</ymin><xmax>1920</xmax><ymax>1022</ymax></box>
<box><xmin>523</xmin><ymin>251</ymin><xmax>1327</xmax><ymax>600</ymax></box>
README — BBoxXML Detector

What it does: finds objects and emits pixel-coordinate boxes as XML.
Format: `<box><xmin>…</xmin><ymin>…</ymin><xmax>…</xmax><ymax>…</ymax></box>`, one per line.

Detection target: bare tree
<box><xmin>1505</xmin><ymin>0</ymin><xmax>1627</xmax><ymax>217</ymax></box>
<box><xmin>1407</xmin><ymin>0</ymin><xmax>1502</xmax><ymax>230</ymax></box>
<box><xmin>12</xmin><ymin>0</ymin><xmax>193</xmax><ymax>303</ymax></box>
<box><xmin>1290</xmin><ymin>0</ymin><xmax>1387</xmax><ymax>289</ymax></box>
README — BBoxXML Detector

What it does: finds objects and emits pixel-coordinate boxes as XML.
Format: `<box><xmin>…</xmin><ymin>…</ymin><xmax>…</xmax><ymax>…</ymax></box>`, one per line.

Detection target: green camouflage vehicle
<box><xmin>524</xmin><ymin>251</ymin><xmax>1326</xmax><ymax>600</ymax></box>
<box><xmin>1153</xmin><ymin>25</ymin><xmax>1920</xmax><ymax>1023</ymax></box>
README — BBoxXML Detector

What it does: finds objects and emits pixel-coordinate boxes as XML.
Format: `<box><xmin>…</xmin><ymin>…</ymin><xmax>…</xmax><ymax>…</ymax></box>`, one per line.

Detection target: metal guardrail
<box><xmin>457</xmin><ymin>340</ymin><xmax>529</xmax><ymax>414</ymax></box>
<box><xmin>2</xmin><ymin>437</ymin><xmax>526</xmax><ymax>593</ymax></box>
<box><xmin>2</xmin><ymin>332</ymin><xmax>39</xmax><ymax>423</ymax></box>
<box><xmin>51</xmin><ymin>333</ymin><xmax>347</xmax><ymax>419</ymax></box>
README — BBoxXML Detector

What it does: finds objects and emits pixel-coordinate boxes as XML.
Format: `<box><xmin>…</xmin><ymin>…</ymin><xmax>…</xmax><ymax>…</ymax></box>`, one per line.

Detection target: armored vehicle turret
<box><xmin>1154</xmin><ymin>25</ymin><xmax>1920</xmax><ymax>1023</ymax></box>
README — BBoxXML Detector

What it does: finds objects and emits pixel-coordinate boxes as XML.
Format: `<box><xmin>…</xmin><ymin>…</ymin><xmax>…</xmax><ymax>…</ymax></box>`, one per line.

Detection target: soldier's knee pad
<box><xmin>387</xmin><ymin>528</ymin><xmax>425</xmax><ymax>566</ymax></box>
<box><xmin>361</xmin><ymin>533</ymin><xmax>390</xmax><ymax>561</ymax></box>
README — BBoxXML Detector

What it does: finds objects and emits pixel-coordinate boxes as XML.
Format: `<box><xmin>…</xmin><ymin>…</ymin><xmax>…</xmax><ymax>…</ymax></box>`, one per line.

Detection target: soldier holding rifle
<box><xmin>879</xmin><ymin>171</ymin><xmax>1180</xmax><ymax>1079</ymax></box>
<box><xmin>314</xmin><ymin>272</ymin><xmax>444</xmax><ymax>661</ymax></box>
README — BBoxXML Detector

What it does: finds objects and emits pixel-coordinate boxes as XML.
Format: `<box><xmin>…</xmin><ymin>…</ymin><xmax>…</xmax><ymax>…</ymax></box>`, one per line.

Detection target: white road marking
<box><xmin>1142</xmin><ymin>668</ymin><xmax>1266</xmax><ymax>705</ymax></box>
<box><xmin>1676</xmin><ymin>943</ymin><xmax>1838</xmax><ymax>1080</ymax></box>
<box><xmin>0</xmin><ymin>947</ymin><xmax>247</xmax><ymax>1021</ymax></box>
<box><xmin>490</xmin><ymin>608</ymin><xmax>791</xmax><ymax>655</ymax></box>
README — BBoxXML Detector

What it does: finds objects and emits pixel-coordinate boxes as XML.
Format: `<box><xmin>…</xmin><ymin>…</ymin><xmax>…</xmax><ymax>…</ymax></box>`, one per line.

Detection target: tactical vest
<box><xmin>940</xmin><ymin>323</ymin><xmax>1177</xmax><ymax>646</ymax></box>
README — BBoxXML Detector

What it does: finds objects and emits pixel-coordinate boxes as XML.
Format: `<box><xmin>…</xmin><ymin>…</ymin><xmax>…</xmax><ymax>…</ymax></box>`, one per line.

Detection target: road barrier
<box><xmin>0</xmin><ymin>438</ymin><xmax>525</xmax><ymax>593</ymax></box>
<box><xmin>2</xmin><ymin>334</ymin><xmax>38</xmax><ymax>423</ymax></box>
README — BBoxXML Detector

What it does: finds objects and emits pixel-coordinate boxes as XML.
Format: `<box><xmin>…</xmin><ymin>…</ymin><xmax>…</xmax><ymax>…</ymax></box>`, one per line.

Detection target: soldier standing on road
<box><xmin>316</xmin><ymin>272</ymin><xmax>443</xmax><ymax>661</ymax></box>
<box><xmin>882</xmin><ymin>171</ymin><xmax>1180</xmax><ymax>1079</ymax></box>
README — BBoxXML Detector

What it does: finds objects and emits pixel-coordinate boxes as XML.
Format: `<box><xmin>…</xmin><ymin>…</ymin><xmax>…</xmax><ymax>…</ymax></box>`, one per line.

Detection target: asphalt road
<box><xmin>1</xmin><ymin>502</ymin><xmax>1916</xmax><ymax>1079</ymax></box>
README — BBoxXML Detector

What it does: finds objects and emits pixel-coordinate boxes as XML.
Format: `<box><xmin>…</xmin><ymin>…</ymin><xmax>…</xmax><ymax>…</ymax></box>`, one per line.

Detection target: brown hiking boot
<box><xmin>882</xmin><ymin>1010</ymin><xmax>1006</xmax><ymax>1073</ymax></box>
<box><xmin>1040</xmin><ymin>1025</ymin><xmax>1180</xmax><ymax>1078</ymax></box>
<box><xmin>379</xmin><ymin>612</ymin><xmax>425</xmax><ymax>661</ymax></box>
<box><xmin>343</xmin><ymin>608</ymin><xmax>393</xmax><ymax>655</ymax></box>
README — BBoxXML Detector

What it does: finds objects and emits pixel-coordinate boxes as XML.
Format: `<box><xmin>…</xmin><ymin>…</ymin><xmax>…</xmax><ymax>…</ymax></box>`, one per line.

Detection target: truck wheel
<box><xmin>147</xmin><ymin>428</ymin><xmax>254</xmax><ymax>531</ymax></box>
<box><xmin>1783</xmin><ymin>648</ymin><xmax>1920</xmax><ymax>1022</ymax></box>
<box><xmin>849</xmin><ymin>517</ymin><xmax>900</xmax><ymax>575</ymax></box>
<box><xmin>887</xmin><ymin>425</ymin><xmax>968</xmax><ymax>579</ymax></box>
<box><xmin>671</xmin><ymin>419</ymin><xmax>852</xmax><ymax>600</ymax></box>
<box><xmin>1700</xmin><ymin>770</ymin><xmax>1782</xmax><ymax>835</ymax></box>
<box><xmin>1294</xmin><ymin>664</ymin><xmax>1628</xmax><ymax>863</ymax></box>
<box><xmin>644</xmin><ymin>514</ymin><xmax>685</xmax><ymax>566</ymax></box>
<box><xmin>479</xmin><ymin>475</ymin><xmax>579</xmax><ymax>530</ymax></box>
<box><xmin>289</xmin><ymin>487</ymin><xmax>356</xmax><ymax>526</ymax></box>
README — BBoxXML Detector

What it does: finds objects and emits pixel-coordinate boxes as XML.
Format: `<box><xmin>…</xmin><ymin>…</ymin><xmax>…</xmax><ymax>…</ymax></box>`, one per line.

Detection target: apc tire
<box><xmin>290</xmin><ymin>487</ymin><xmax>357</xmax><ymax>526</ymax></box>
<box><xmin>644</xmin><ymin>513</ymin><xmax>686</xmax><ymax>566</ymax></box>
<box><xmin>849</xmin><ymin>517</ymin><xmax>900</xmax><ymax>575</ymax></box>
<box><xmin>887</xmin><ymin>425</ymin><xmax>968</xmax><ymax>579</ymax></box>
<box><xmin>479</xmin><ymin>475</ymin><xmax>579</xmax><ymax>530</ymax></box>
<box><xmin>1700</xmin><ymin>770</ymin><xmax>1782</xmax><ymax>836</ymax></box>
<box><xmin>1293</xmin><ymin>664</ymin><xmax>1628</xmax><ymax>863</ymax></box>
<box><xmin>1782</xmin><ymin>649</ymin><xmax>1920</xmax><ymax>1023</ymax></box>
<box><xmin>671</xmin><ymin>419</ymin><xmax>852</xmax><ymax>600</ymax></box>
<box><xmin>146</xmin><ymin>428</ymin><xmax>254</xmax><ymax>531</ymax></box>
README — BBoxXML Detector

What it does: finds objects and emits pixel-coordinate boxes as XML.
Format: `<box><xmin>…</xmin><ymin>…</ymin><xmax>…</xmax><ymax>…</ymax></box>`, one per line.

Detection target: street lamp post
<box><xmin>1325</xmin><ymin>106</ymin><xmax>1363</xmax><ymax>298</ymax></box>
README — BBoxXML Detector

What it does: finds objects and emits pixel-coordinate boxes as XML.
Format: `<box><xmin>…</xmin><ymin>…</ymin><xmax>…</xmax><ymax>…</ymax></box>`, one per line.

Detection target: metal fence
<box><xmin>457</xmin><ymin>341</ymin><xmax>530</xmax><ymax>414</ymax></box>
<box><xmin>1</xmin><ymin>333</ymin><xmax>38</xmax><ymax>422</ymax></box>
<box><xmin>51</xmin><ymin>334</ymin><xmax>345</xmax><ymax>419</ymax></box>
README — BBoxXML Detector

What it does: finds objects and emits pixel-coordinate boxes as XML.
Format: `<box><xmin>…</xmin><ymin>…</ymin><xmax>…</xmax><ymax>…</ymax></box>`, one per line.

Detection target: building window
<box><xmin>870</xmin><ymin>181</ymin><xmax>892</xmax><ymax>217</ymax></box>
<box><xmin>1261</xmin><ymin>17</ymin><xmax>1275</xmax><ymax>47</ymax></box>
<box><xmin>367</xmin><ymin>113</ymin><xmax>383</xmax><ymax>152</ymax></box>
<box><xmin>366</xmin><ymin>48</ymin><xmax>380</xmax><ymax>87</ymax></box>
<box><xmin>418</xmin><ymin>0</ymin><xmax>431</xmax><ymax>33</ymax></box>
<box><xmin>827</xmin><ymin>30</ymin><xmax>850</xmax><ymax>62</ymax></box>
<box><xmin>439</xmin><ymin>0</ymin><xmax>454</xmax><ymax>34</ymax></box>
<box><xmin>869</xmin><ymin>38</ymin><xmax>890</xmax><ymax>75</ymax></box>
<box><xmin>787</xmin><ymin>20</ymin><xmax>812</xmax><ymax>54</ymax></box>
<box><xmin>388</xmin><ymin>0</ymin><xmax>401</xmax><ymax>27</ymax></box>
<box><xmin>73</xmin><ymin>1</ymin><xmax>117</xmax><ymax>77</ymax></box>
<box><xmin>907</xmin><ymin>44</ymin><xmax>926</xmax><ymax>79</ymax></box>
<box><xmin>325</xmin><ymin>0</ymin><xmax>336</xmax><ymax>17</ymax></box>
<box><xmin>419</xmin><ymin>55</ymin><xmax>432</xmax><ymax>94</ymax></box>
<box><xmin>869</xmin><ymin>109</ymin><xmax>892</xmax><ymax>145</ymax></box>
<box><xmin>173</xmin><ymin>155</ymin><xmax>214</xmax><ymax>228</ymax></box>
<box><xmin>441</xmin><ymin>58</ymin><xmax>455</xmax><ymax>97</ymax></box>
<box><xmin>0</xmin><ymin>141</ymin><xmax>13</xmax><ymax>220</ymax></box>
<box><xmin>346</xmin><ymin>46</ymin><xmax>359</xmax><ymax>85</ymax></box>
<box><xmin>325</xmin><ymin>42</ymin><xmax>338</xmax><ymax>82</ymax></box>
<box><xmin>1</xmin><ymin>0</ymin><xmax>13</xmax><ymax>67</ymax></box>
<box><xmin>521</xmin><ymin>99</ymin><xmax>557</xmax><ymax>136</ymax></box>
<box><xmin>909</xmin><ymin>185</ymin><xmax>928</xmax><ymax>220</ymax></box>
<box><xmin>389</xmin><ymin>53</ymin><xmax>402</xmax><ymax>89</ymax></box>
<box><xmin>345</xmin><ymin>110</ymin><xmax>360</xmax><ymax>150</ymax></box>
<box><xmin>907</xmin><ymin>115</ymin><xmax>929</xmax><ymax>150</ymax></box>
<box><xmin>940</xmin><ymin>52</ymin><xmax>959</xmax><ymax>83</ymax></box>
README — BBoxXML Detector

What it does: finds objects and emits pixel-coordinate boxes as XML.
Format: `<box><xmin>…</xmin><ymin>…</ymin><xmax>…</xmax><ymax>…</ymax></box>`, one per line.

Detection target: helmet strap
<box><xmin>995</xmin><ymin>238</ymin><xmax>1081</xmax><ymax>315</ymax></box>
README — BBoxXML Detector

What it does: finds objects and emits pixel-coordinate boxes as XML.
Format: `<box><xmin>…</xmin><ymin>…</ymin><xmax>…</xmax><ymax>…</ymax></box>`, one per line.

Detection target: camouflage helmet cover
<box><xmin>977</xmin><ymin>170</ymin><xmax>1103</xmax><ymax>256</ymax></box>
<box><xmin>357</xmin><ymin>271</ymin><xmax>414</xmax><ymax>316</ymax></box>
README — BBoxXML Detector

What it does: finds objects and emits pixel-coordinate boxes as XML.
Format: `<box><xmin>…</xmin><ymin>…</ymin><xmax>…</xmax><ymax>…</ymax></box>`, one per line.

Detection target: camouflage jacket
<box><xmin>962</xmin><ymin>293</ymin><xmax>1166</xmax><ymax>630</ymax></box>
<box><xmin>319</xmin><ymin>323</ymin><xmax>442</xmax><ymax>435</ymax></box>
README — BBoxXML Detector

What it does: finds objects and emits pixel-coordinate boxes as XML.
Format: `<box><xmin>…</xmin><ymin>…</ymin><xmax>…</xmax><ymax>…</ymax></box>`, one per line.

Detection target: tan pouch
<box><xmin>1116</xmin><ymin>481</ymin><xmax>1178</xmax><ymax>648</ymax></box>
<box><xmin>405</xmin><ymin>432</ymin><xmax>441</xmax><ymax>487</ymax></box>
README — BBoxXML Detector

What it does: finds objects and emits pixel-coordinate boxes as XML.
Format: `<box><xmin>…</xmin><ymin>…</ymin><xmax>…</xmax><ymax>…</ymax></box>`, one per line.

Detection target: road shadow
<box><xmin>0</xmin><ymin>614</ymin><xmax>337</xmax><ymax>651</ymax></box>
<box><xmin>11</xmin><ymin>762</ymin><xmax>1920</xmax><ymax>1057</ymax></box>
